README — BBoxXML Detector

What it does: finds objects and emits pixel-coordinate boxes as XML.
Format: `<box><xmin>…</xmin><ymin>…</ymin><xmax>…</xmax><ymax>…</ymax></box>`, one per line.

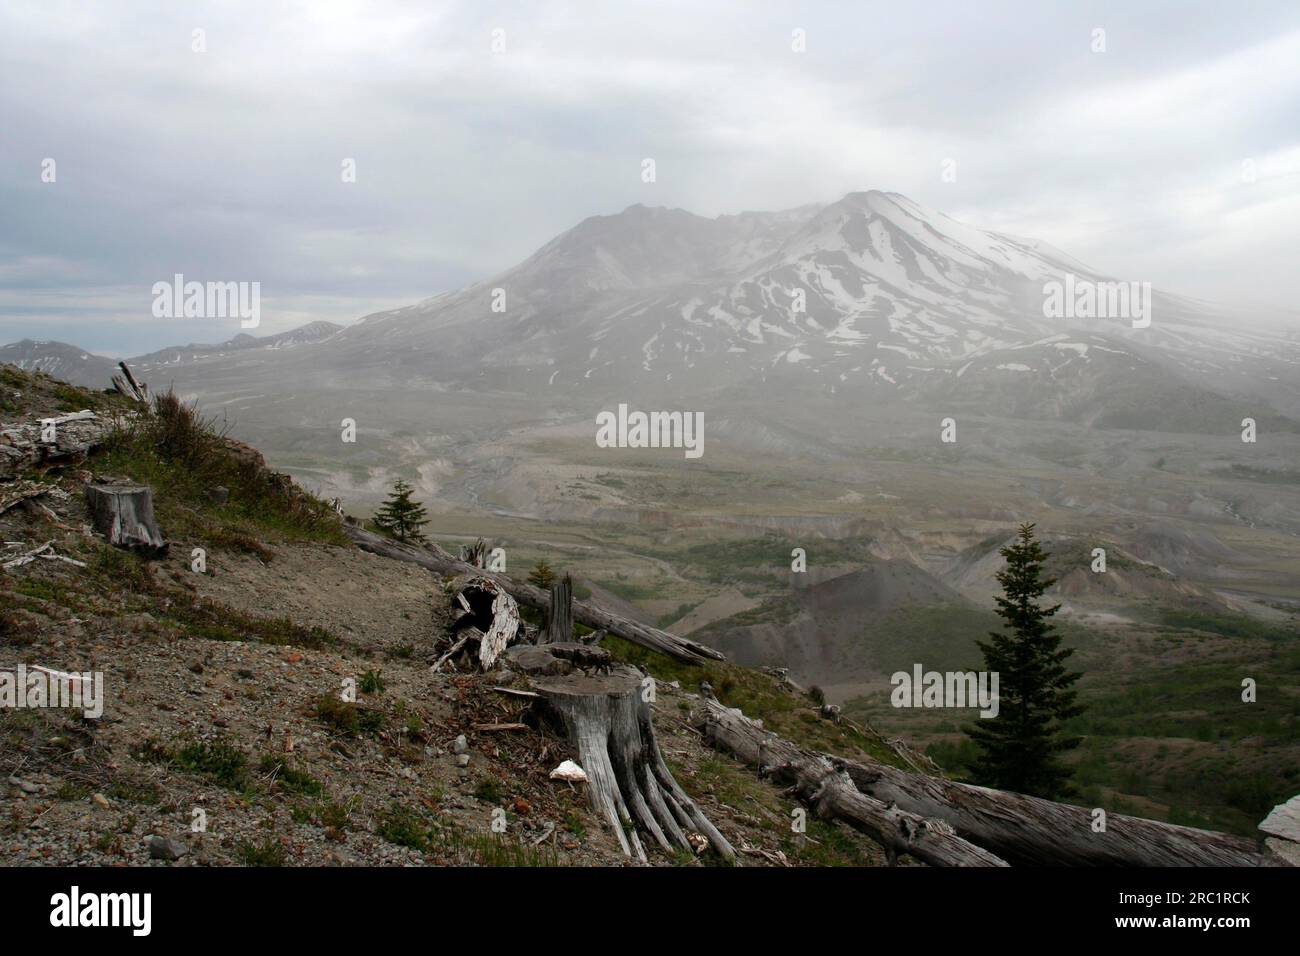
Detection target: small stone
<box><xmin>455</xmin><ymin>754</ymin><xmax>470</xmax><ymax>768</ymax></box>
<box><xmin>452</xmin><ymin>734</ymin><xmax>468</xmax><ymax>754</ymax></box>
<box><xmin>7</xmin><ymin>776</ymin><xmax>39</xmax><ymax>794</ymax></box>
<box><xmin>147</xmin><ymin>835</ymin><xmax>189</xmax><ymax>861</ymax></box>
<box><xmin>91</xmin><ymin>793</ymin><xmax>110</xmax><ymax>808</ymax></box>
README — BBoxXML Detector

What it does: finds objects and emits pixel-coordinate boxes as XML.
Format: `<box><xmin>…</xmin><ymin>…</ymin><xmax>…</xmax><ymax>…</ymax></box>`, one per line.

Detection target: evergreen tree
<box><xmin>528</xmin><ymin>559</ymin><xmax>556</xmax><ymax>590</ymax></box>
<box><xmin>967</xmin><ymin>523</ymin><xmax>1083</xmax><ymax>799</ymax></box>
<box><xmin>372</xmin><ymin>479</ymin><xmax>429</xmax><ymax>543</ymax></box>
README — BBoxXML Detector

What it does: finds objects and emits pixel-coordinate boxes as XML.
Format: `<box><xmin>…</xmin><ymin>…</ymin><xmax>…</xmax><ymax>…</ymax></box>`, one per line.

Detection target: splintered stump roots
<box><xmin>533</xmin><ymin>668</ymin><xmax>735</xmax><ymax>863</ymax></box>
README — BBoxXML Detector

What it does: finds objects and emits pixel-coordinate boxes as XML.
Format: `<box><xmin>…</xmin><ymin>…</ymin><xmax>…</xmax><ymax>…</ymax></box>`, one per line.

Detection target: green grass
<box><xmin>604</xmin><ymin>635</ymin><xmax>908</xmax><ymax>768</ymax></box>
<box><xmin>376</xmin><ymin>802</ymin><xmax>439</xmax><ymax>851</ymax></box>
<box><xmin>1157</xmin><ymin>608</ymin><xmax>1300</xmax><ymax>642</ymax></box>
<box><xmin>473</xmin><ymin>778</ymin><xmax>505</xmax><ymax>804</ymax></box>
<box><xmin>671</xmin><ymin>753</ymin><xmax>881</xmax><ymax>866</ymax></box>
<box><xmin>312</xmin><ymin>695</ymin><xmax>385</xmax><ymax>737</ymax></box>
<box><xmin>239</xmin><ymin>838</ymin><xmax>288</xmax><ymax>866</ymax></box>
<box><xmin>173</xmin><ymin>738</ymin><xmax>252</xmax><ymax>792</ymax></box>
<box><xmin>593</xmin><ymin>576</ymin><xmax>663</xmax><ymax>603</ymax></box>
<box><xmin>159</xmin><ymin>593</ymin><xmax>338</xmax><ymax>648</ymax></box>
<box><xmin>258</xmin><ymin>755</ymin><xmax>324</xmax><ymax>797</ymax></box>
<box><xmin>97</xmin><ymin>389</ymin><xmax>347</xmax><ymax>547</ymax></box>
<box><xmin>884</xmin><ymin>639</ymin><xmax>1300</xmax><ymax>836</ymax></box>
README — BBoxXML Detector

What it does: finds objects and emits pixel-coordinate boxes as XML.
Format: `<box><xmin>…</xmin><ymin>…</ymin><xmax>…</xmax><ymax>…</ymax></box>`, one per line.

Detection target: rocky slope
<box><xmin>0</xmin><ymin>366</ymin><xmax>906</xmax><ymax>867</ymax></box>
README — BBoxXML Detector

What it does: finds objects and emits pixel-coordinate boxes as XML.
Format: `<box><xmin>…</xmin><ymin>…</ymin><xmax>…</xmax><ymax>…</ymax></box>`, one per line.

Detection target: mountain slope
<box><xmin>8</xmin><ymin>192</ymin><xmax>1299</xmax><ymax>430</ymax></box>
<box><xmin>208</xmin><ymin>190</ymin><xmax>1299</xmax><ymax>427</ymax></box>
<box><xmin>0</xmin><ymin>340</ymin><xmax>119</xmax><ymax>389</ymax></box>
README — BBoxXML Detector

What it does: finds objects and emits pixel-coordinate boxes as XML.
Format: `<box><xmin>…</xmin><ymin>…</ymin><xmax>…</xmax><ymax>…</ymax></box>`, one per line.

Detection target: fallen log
<box><xmin>1</xmin><ymin>411</ymin><xmax>117</xmax><ymax>477</ymax></box>
<box><xmin>0</xmin><ymin>480</ymin><xmax>64</xmax><ymax>515</ymax></box>
<box><xmin>696</xmin><ymin>696</ymin><xmax>1262</xmax><ymax>867</ymax></box>
<box><xmin>841</xmin><ymin>759</ymin><xmax>1263</xmax><ymax>867</ymax></box>
<box><xmin>697</xmin><ymin>698</ymin><xmax>1006</xmax><ymax>867</ymax></box>
<box><xmin>84</xmin><ymin>484</ymin><xmax>167</xmax><ymax>556</ymax></box>
<box><xmin>343</xmin><ymin>524</ymin><xmax>723</xmax><ymax>665</ymax></box>
<box><xmin>521</xmin><ymin>646</ymin><xmax>735</xmax><ymax>863</ymax></box>
<box><xmin>39</xmin><ymin>410</ymin><xmax>97</xmax><ymax>429</ymax></box>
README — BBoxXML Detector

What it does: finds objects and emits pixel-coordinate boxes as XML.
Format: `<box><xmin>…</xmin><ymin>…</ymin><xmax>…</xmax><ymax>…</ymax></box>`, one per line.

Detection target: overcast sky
<box><xmin>1</xmin><ymin>0</ymin><xmax>1297</xmax><ymax>354</ymax></box>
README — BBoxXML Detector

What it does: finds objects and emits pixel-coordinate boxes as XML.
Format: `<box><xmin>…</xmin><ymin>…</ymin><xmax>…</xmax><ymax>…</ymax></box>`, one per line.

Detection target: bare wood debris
<box><xmin>110</xmin><ymin>361</ymin><xmax>149</xmax><ymax>403</ymax></box>
<box><xmin>345</xmin><ymin>524</ymin><xmax>724</xmax><ymax>665</ymax></box>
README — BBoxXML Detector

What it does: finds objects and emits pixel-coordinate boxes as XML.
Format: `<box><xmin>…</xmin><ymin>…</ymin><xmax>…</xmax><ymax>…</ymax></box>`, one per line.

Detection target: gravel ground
<box><xmin>1</xmin><ymin>479</ymin><xmax>887</xmax><ymax>867</ymax></box>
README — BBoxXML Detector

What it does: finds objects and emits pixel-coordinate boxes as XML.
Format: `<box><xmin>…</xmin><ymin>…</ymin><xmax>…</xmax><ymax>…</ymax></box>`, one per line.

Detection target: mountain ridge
<box><xmin>6</xmin><ymin>191</ymin><xmax>1300</xmax><ymax>426</ymax></box>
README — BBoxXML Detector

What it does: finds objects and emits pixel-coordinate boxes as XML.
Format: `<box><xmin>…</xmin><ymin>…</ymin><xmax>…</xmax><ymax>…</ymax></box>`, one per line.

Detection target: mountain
<box><xmin>8</xmin><ymin>193</ymin><xmax>1299</xmax><ymax>424</ymax></box>
<box><xmin>0</xmin><ymin>322</ymin><xmax>345</xmax><ymax>391</ymax></box>
<box><xmin>695</xmin><ymin>558</ymin><xmax>972</xmax><ymax>687</ymax></box>
<box><xmin>132</xmin><ymin>320</ymin><xmax>344</xmax><ymax>372</ymax></box>
<box><xmin>0</xmin><ymin>340</ymin><xmax>119</xmax><ymax>389</ymax></box>
<box><xmin>206</xmin><ymin>190</ymin><xmax>1297</xmax><ymax>424</ymax></box>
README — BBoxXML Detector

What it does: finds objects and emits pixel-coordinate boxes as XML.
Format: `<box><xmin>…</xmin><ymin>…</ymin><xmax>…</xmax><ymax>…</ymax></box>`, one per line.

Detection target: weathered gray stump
<box><xmin>543</xmin><ymin>574</ymin><xmax>574</xmax><ymax>644</ymax></box>
<box><xmin>460</xmin><ymin>537</ymin><xmax>487</xmax><ymax>568</ymax></box>
<box><xmin>439</xmin><ymin>576</ymin><xmax>520</xmax><ymax>671</ymax></box>
<box><xmin>85</xmin><ymin>484</ymin><xmax>167</xmax><ymax>556</ymax></box>
<box><xmin>520</xmin><ymin>648</ymin><xmax>734</xmax><ymax>863</ymax></box>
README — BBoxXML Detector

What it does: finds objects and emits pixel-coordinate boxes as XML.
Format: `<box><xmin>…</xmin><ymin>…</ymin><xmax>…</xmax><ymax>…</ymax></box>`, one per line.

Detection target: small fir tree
<box><xmin>966</xmin><ymin>523</ymin><xmax>1083</xmax><ymax>799</ymax></box>
<box><xmin>372</xmin><ymin>479</ymin><xmax>429</xmax><ymax>543</ymax></box>
<box><xmin>528</xmin><ymin>559</ymin><xmax>556</xmax><ymax>590</ymax></box>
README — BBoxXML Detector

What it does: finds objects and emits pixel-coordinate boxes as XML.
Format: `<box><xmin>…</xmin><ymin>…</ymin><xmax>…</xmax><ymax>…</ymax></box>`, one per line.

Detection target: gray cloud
<box><xmin>1</xmin><ymin>0</ymin><xmax>1297</xmax><ymax>354</ymax></box>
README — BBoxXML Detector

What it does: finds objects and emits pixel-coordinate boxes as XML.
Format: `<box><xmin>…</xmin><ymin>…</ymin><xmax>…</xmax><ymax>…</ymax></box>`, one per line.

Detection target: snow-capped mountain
<box><xmin>300</xmin><ymin>190</ymin><xmax>1298</xmax><ymax>424</ymax></box>
<box><xmin>6</xmin><ymin>192</ymin><xmax>1298</xmax><ymax>428</ymax></box>
<box><xmin>0</xmin><ymin>340</ymin><xmax>120</xmax><ymax>389</ymax></box>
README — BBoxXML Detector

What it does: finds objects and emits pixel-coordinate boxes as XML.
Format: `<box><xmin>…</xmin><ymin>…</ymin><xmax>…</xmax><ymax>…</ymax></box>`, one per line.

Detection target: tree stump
<box><xmin>543</xmin><ymin>574</ymin><xmax>573</xmax><ymax>644</ymax></box>
<box><xmin>438</xmin><ymin>576</ymin><xmax>520</xmax><ymax>671</ymax></box>
<box><xmin>523</xmin><ymin>650</ymin><xmax>734</xmax><ymax>863</ymax></box>
<box><xmin>84</xmin><ymin>484</ymin><xmax>167</xmax><ymax>556</ymax></box>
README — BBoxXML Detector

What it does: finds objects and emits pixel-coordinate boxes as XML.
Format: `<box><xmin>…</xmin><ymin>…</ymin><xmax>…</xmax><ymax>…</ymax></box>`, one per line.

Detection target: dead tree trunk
<box><xmin>438</xmin><ymin>576</ymin><xmax>521</xmax><ymax>671</ymax></box>
<box><xmin>543</xmin><ymin>574</ymin><xmax>574</xmax><ymax>644</ymax></box>
<box><xmin>460</xmin><ymin>538</ymin><xmax>487</xmax><ymax>568</ymax></box>
<box><xmin>697</xmin><ymin>698</ymin><xmax>1006</xmax><ymax>867</ymax></box>
<box><xmin>841</xmin><ymin>759</ymin><xmax>1263</xmax><ymax>867</ymax></box>
<box><xmin>521</xmin><ymin>651</ymin><xmax>735</xmax><ymax>863</ymax></box>
<box><xmin>697</xmin><ymin>696</ymin><xmax>1262</xmax><ymax>867</ymax></box>
<box><xmin>111</xmin><ymin>362</ymin><xmax>148</xmax><ymax>403</ymax></box>
<box><xmin>343</xmin><ymin>525</ymin><xmax>723</xmax><ymax>665</ymax></box>
<box><xmin>85</xmin><ymin>484</ymin><xmax>167</xmax><ymax>556</ymax></box>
